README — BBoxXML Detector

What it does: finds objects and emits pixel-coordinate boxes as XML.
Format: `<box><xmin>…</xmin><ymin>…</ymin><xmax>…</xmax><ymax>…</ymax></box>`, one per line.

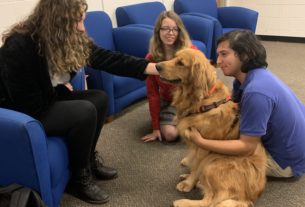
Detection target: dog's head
<box><xmin>156</xmin><ymin>48</ymin><xmax>216</xmax><ymax>99</ymax></box>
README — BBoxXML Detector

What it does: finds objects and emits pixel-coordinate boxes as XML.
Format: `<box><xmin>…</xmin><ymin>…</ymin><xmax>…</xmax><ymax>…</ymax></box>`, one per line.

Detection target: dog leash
<box><xmin>198</xmin><ymin>96</ymin><xmax>232</xmax><ymax>113</ymax></box>
<box><xmin>185</xmin><ymin>96</ymin><xmax>232</xmax><ymax>117</ymax></box>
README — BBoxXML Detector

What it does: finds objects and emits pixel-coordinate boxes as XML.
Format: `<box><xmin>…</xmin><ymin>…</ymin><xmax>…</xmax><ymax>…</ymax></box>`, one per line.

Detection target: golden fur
<box><xmin>156</xmin><ymin>48</ymin><xmax>267</xmax><ymax>207</ymax></box>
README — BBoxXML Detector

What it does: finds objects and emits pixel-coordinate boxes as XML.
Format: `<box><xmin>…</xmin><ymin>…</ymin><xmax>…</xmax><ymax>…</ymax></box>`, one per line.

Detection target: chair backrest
<box><xmin>116</xmin><ymin>1</ymin><xmax>166</xmax><ymax>27</ymax></box>
<box><xmin>180</xmin><ymin>14</ymin><xmax>214</xmax><ymax>58</ymax></box>
<box><xmin>84</xmin><ymin>11</ymin><xmax>148</xmax><ymax>116</ymax></box>
<box><xmin>85</xmin><ymin>11</ymin><xmax>115</xmax><ymax>51</ymax></box>
<box><xmin>113</xmin><ymin>26</ymin><xmax>153</xmax><ymax>58</ymax></box>
<box><xmin>174</xmin><ymin>0</ymin><xmax>218</xmax><ymax>18</ymax></box>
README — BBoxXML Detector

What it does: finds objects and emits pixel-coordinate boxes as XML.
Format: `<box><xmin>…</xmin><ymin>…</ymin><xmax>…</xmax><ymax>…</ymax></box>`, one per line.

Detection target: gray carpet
<box><xmin>61</xmin><ymin>41</ymin><xmax>305</xmax><ymax>207</ymax></box>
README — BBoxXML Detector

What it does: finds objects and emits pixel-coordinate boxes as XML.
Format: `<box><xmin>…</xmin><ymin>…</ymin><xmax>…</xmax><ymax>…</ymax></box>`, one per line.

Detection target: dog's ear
<box><xmin>191</xmin><ymin>60</ymin><xmax>210</xmax><ymax>100</ymax></box>
<box><xmin>204</xmin><ymin>61</ymin><xmax>217</xmax><ymax>90</ymax></box>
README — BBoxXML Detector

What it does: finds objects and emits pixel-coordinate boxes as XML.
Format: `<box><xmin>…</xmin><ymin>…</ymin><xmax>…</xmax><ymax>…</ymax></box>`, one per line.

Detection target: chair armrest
<box><xmin>218</xmin><ymin>7</ymin><xmax>258</xmax><ymax>31</ymax></box>
<box><xmin>180</xmin><ymin>14</ymin><xmax>215</xmax><ymax>58</ymax></box>
<box><xmin>113</xmin><ymin>26</ymin><xmax>153</xmax><ymax>58</ymax></box>
<box><xmin>0</xmin><ymin>108</ymin><xmax>53</xmax><ymax>206</ymax></box>
<box><xmin>70</xmin><ymin>67</ymin><xmax>86</xmax><ymax>90</ymax></box>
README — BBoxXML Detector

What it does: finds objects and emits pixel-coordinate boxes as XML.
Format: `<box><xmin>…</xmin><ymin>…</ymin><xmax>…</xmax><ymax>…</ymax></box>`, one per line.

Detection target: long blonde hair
<box><xmin>2</xmin><ymin>0</ymin><xmax>92</xmax><ymax>74</ymax></box>
<box><xmin>149</xmin><ymin>11</ymin><xmax>192</xmax><ymax>62</ymax></box>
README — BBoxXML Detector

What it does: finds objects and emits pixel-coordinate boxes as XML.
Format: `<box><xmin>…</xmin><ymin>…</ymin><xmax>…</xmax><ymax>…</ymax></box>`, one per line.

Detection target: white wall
<box><xmin>1</xmin><ymin>0</ymin><xmax>305</xmax><ymax>38</ymax></box>
<box><xmin>0</xmin><ymin>0</ymin><xmax>174</xmax><ymax>37</ymax></box>
<box><xmin>227</xmin><ymin>0</ymin><xmax>305</xmax><ymax>37</ymax></box>
<box><xmin>90</xmin><ymin>0</ymin><xmax>174</xmax><ymax>27</ymax></box>
<box><xmin>0</xmin><ymin>0</ymin><xmax>39</xmax><ymax>36</ymax></box>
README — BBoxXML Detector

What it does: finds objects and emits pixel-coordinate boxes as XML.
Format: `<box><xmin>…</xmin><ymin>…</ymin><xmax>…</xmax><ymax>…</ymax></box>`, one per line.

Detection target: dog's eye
<box><xmin>176</xmin><ymin>60</ymin><xmax>184</xmax><ymax>66</ymax></box>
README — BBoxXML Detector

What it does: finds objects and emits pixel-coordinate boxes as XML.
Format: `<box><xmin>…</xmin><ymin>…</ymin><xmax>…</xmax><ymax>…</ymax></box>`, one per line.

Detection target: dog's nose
<box><xmin>155</xmin><ymin>64</ymin><xmax>162</xmax><ymax>72</ymax></box>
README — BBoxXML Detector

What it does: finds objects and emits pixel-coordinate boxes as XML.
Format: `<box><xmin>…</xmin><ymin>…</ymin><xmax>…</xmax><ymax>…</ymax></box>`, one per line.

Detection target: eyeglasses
<box><xmin>160</xmin><ymin>27</ymin><xmax>179</xmax><ymax>34</ymax></box>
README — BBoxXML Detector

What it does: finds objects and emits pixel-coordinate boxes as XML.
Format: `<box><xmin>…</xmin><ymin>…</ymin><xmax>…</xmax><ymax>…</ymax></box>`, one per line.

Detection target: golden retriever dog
<box><xmin>156</xmin><ymin>48</ymin><xmax>267</xmax><ymax>207</ymax></box>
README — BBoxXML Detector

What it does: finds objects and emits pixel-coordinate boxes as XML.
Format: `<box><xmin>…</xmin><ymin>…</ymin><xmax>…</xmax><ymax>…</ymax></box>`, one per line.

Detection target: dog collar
<box><xmin>198</xmin><ymin>96</ymin><xmax>232</xmax><ymax>113</ymax></box>
<box><xmin>208</xmin><ymin>84</ymin><xmax>217</xmax><ymax>96</ymax></box>
<box><xmin>185</xmin><ymin>96</ymin><xmax>232</xmax><ymax>117</ymax></box>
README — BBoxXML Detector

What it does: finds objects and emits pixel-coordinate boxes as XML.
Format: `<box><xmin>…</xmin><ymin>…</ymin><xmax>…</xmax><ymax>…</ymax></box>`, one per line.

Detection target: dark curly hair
<box><xmin>217</xmin><ymin>30</ymin><xmax>268</xmax><ymax>73</ymax></box>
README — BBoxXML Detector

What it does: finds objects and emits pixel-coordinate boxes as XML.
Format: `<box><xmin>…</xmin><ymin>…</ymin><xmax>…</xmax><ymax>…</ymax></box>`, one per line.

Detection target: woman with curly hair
<box><xmin>0</xmin><ymin>0</ymin><xmax>158</xmax><ymax>204</ymax></box>
<box><xmin>141</xmin><ymin>11</ymin><xmax>197</xmax><ymax>143</ymax></box>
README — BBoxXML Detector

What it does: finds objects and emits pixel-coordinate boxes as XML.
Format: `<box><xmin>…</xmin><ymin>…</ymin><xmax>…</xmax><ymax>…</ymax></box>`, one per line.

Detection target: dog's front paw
<box><xmin>196</xmin><ymin>180</ymin><xmax>204</xmax><ymax>190</ymax></box>
<box><xmin>183</xmin><ymin>128</ymin><xmax>192</xmax><ymax>141</ymax></box>
<box><xmin>179</xmin><ymin>173</ymin><xmax>190</xmax><ymax>180</ymax></box>
<box><xmin>180</xmin><ymin>157</ymin><xmax>191</xmax><ymax>167</ymax></box>
<box><xmin>176</xmin><ymin>180</ymin><xmax>194</xmax><ymax>192</ymax></box>
<box><xmin>173</xmin><ymin>199</ymin><xmax>192</xmax><ymax>207</ymax></box>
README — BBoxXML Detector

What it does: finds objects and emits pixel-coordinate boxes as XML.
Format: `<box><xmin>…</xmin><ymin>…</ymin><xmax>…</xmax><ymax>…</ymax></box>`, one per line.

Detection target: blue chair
<box><xmin>116</xmin><ymin>1</ymin><xmax>165</xmax><ymax>27</ymax></box>
<box><xmin>179</xmin><ymin>13</ymin><xmax>213</xmax><ymax>59</ymax></box>
<box><xmin>0</xmin><ymin>69</ymin><xmax>86</xmax><ymax>207</ymax></box>
<box><xmin>174</xmin><ymin>0</ymin><xmax>258</xmax><ymax>61</ymax></box>
<box><xmin>84</xmin><ymin>11</ymin><xmax>152</xmax><ymax>117</ymax></box>
<box><xmin>70</xmin><ymin>69</ymin><xmax>86</xmax><ymax>90</ymax></box>
<box><xmin>115</xmin><ymin>1</ymin><xmax>214</xmax><ymax>59</ymax></box>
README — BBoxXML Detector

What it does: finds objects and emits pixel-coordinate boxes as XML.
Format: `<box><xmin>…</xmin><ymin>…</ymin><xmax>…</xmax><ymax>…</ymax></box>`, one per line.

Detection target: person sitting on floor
<box><xmin>141</xmin><ymin>11</ymin><xmax>197</xmax><ymax>143</ymax></box>
<box><xmin>186</xmin><ymin>30</ymin><xmax>305</xmax><ymax>178</ymax></box>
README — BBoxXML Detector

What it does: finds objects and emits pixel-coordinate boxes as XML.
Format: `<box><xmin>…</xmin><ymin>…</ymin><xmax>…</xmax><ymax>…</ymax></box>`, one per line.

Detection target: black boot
<box><xmin>91</xmin><ymin>151</ymin><xmax>118</xmax><ymax>180</ymax></box>
<box><xmin>67</xmin><ymin>168</ymin><xmax>110</xmax><ymax>204</ymax></box>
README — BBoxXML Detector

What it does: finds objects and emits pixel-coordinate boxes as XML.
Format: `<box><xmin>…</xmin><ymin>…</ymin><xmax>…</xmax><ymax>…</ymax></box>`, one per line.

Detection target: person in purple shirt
<box><xmin>186</xmin><ymin>30</ymin><xmax>305</xmax><ymax>178</ymax></box>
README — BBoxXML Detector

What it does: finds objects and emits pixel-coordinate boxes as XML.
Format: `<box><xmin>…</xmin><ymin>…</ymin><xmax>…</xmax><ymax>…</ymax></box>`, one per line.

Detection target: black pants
<box><xmin>39</xmin><ymin>90</ymin><xmax>108</xmax><ymax>171</ymax></box>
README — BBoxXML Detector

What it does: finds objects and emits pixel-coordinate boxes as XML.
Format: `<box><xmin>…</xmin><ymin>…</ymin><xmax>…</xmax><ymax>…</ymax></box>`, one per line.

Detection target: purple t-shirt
<box><xmin>233</xmin><ymin>68</ymin><xmax>305</xmax><ymax>176</ymax></box>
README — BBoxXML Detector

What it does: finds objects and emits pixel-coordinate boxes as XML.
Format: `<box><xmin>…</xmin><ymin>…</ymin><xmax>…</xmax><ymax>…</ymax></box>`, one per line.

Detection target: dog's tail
<box><xmin>213</xmin><ymin>199</ymin><xmax>253</xmax><ymax>207</ymax></box>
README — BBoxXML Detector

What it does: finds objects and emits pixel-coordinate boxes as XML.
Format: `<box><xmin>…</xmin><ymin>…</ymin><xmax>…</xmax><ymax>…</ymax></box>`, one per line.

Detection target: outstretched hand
<box><xmin>141</xmin><ymin>130</ymin><xmax>162</xmax><ymax>142</ymax></box>
<box><xmin>144</xmin><ymin>63</ymin><xmax>159</xmax><ymax>75</ymax></box>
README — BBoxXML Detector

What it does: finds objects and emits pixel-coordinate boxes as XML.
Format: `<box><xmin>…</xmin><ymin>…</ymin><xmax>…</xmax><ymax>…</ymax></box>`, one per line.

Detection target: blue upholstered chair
<box><xmin>0</xmin><ymin>69</ymin><xmax>86</xmax><ymax>207</ymax></box>
<box><xmin>179</xmin><ymin>13</ymin><xmax>213</xmax><ymax>58</ymax></box>
<box><xmin>84</xmin><ymin>11</ymin><xmax>152</xmax><ymax>117</ymax></box>
<box><xmin>174</xmin><ymin>0</ymin><xmax>258</xmax><ymax>61</ymax></box>
<box><xmin>116</xmin><ymin>1</ymin><xmax>165</xmax><ymax>27</ymax></box>
<box><xmin>115</xmin><ymin>1</ymin><xmax>214</xmax><ymax>59</ymax></box>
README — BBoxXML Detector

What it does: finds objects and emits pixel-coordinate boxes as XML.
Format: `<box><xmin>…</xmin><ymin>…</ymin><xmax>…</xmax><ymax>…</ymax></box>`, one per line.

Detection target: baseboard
<box><xmin>258</xmin><ymin>35</ymin><xmax>305</xmax><ymax>43</ymax></box>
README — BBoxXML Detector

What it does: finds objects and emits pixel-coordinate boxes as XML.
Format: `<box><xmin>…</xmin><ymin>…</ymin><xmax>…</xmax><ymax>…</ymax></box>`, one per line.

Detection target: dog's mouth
<box><xmin>160</xmin><ymin>77</ymin><xmax>181</xmax><ymax>84</ymax></box>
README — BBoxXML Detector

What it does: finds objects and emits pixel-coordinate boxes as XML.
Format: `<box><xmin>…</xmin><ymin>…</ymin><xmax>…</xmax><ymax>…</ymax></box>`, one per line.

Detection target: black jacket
<box><xmin>0</xmin><ymin>33</ymin><xmax>149</xmax><ymax>118</ymax></box>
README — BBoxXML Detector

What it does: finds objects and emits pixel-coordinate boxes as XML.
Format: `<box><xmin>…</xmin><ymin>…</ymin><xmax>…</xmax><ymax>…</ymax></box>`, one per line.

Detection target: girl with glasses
<box><xmin>141</xmin><ymin>11</ymin><xmax>197</xmax><ymax>143</ymax></box>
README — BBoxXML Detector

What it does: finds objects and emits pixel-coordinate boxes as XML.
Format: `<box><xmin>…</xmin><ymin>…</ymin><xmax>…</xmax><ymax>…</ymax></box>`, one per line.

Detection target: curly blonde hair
<box><xmin>149</xmin><ymin>11</ymin><xmax>192</xmax><ymax>62</ymax></box>
<box><xmin>2</xmin><ymin>0</ymin><xmax>92</xmax><ymax>74</ymax></box>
